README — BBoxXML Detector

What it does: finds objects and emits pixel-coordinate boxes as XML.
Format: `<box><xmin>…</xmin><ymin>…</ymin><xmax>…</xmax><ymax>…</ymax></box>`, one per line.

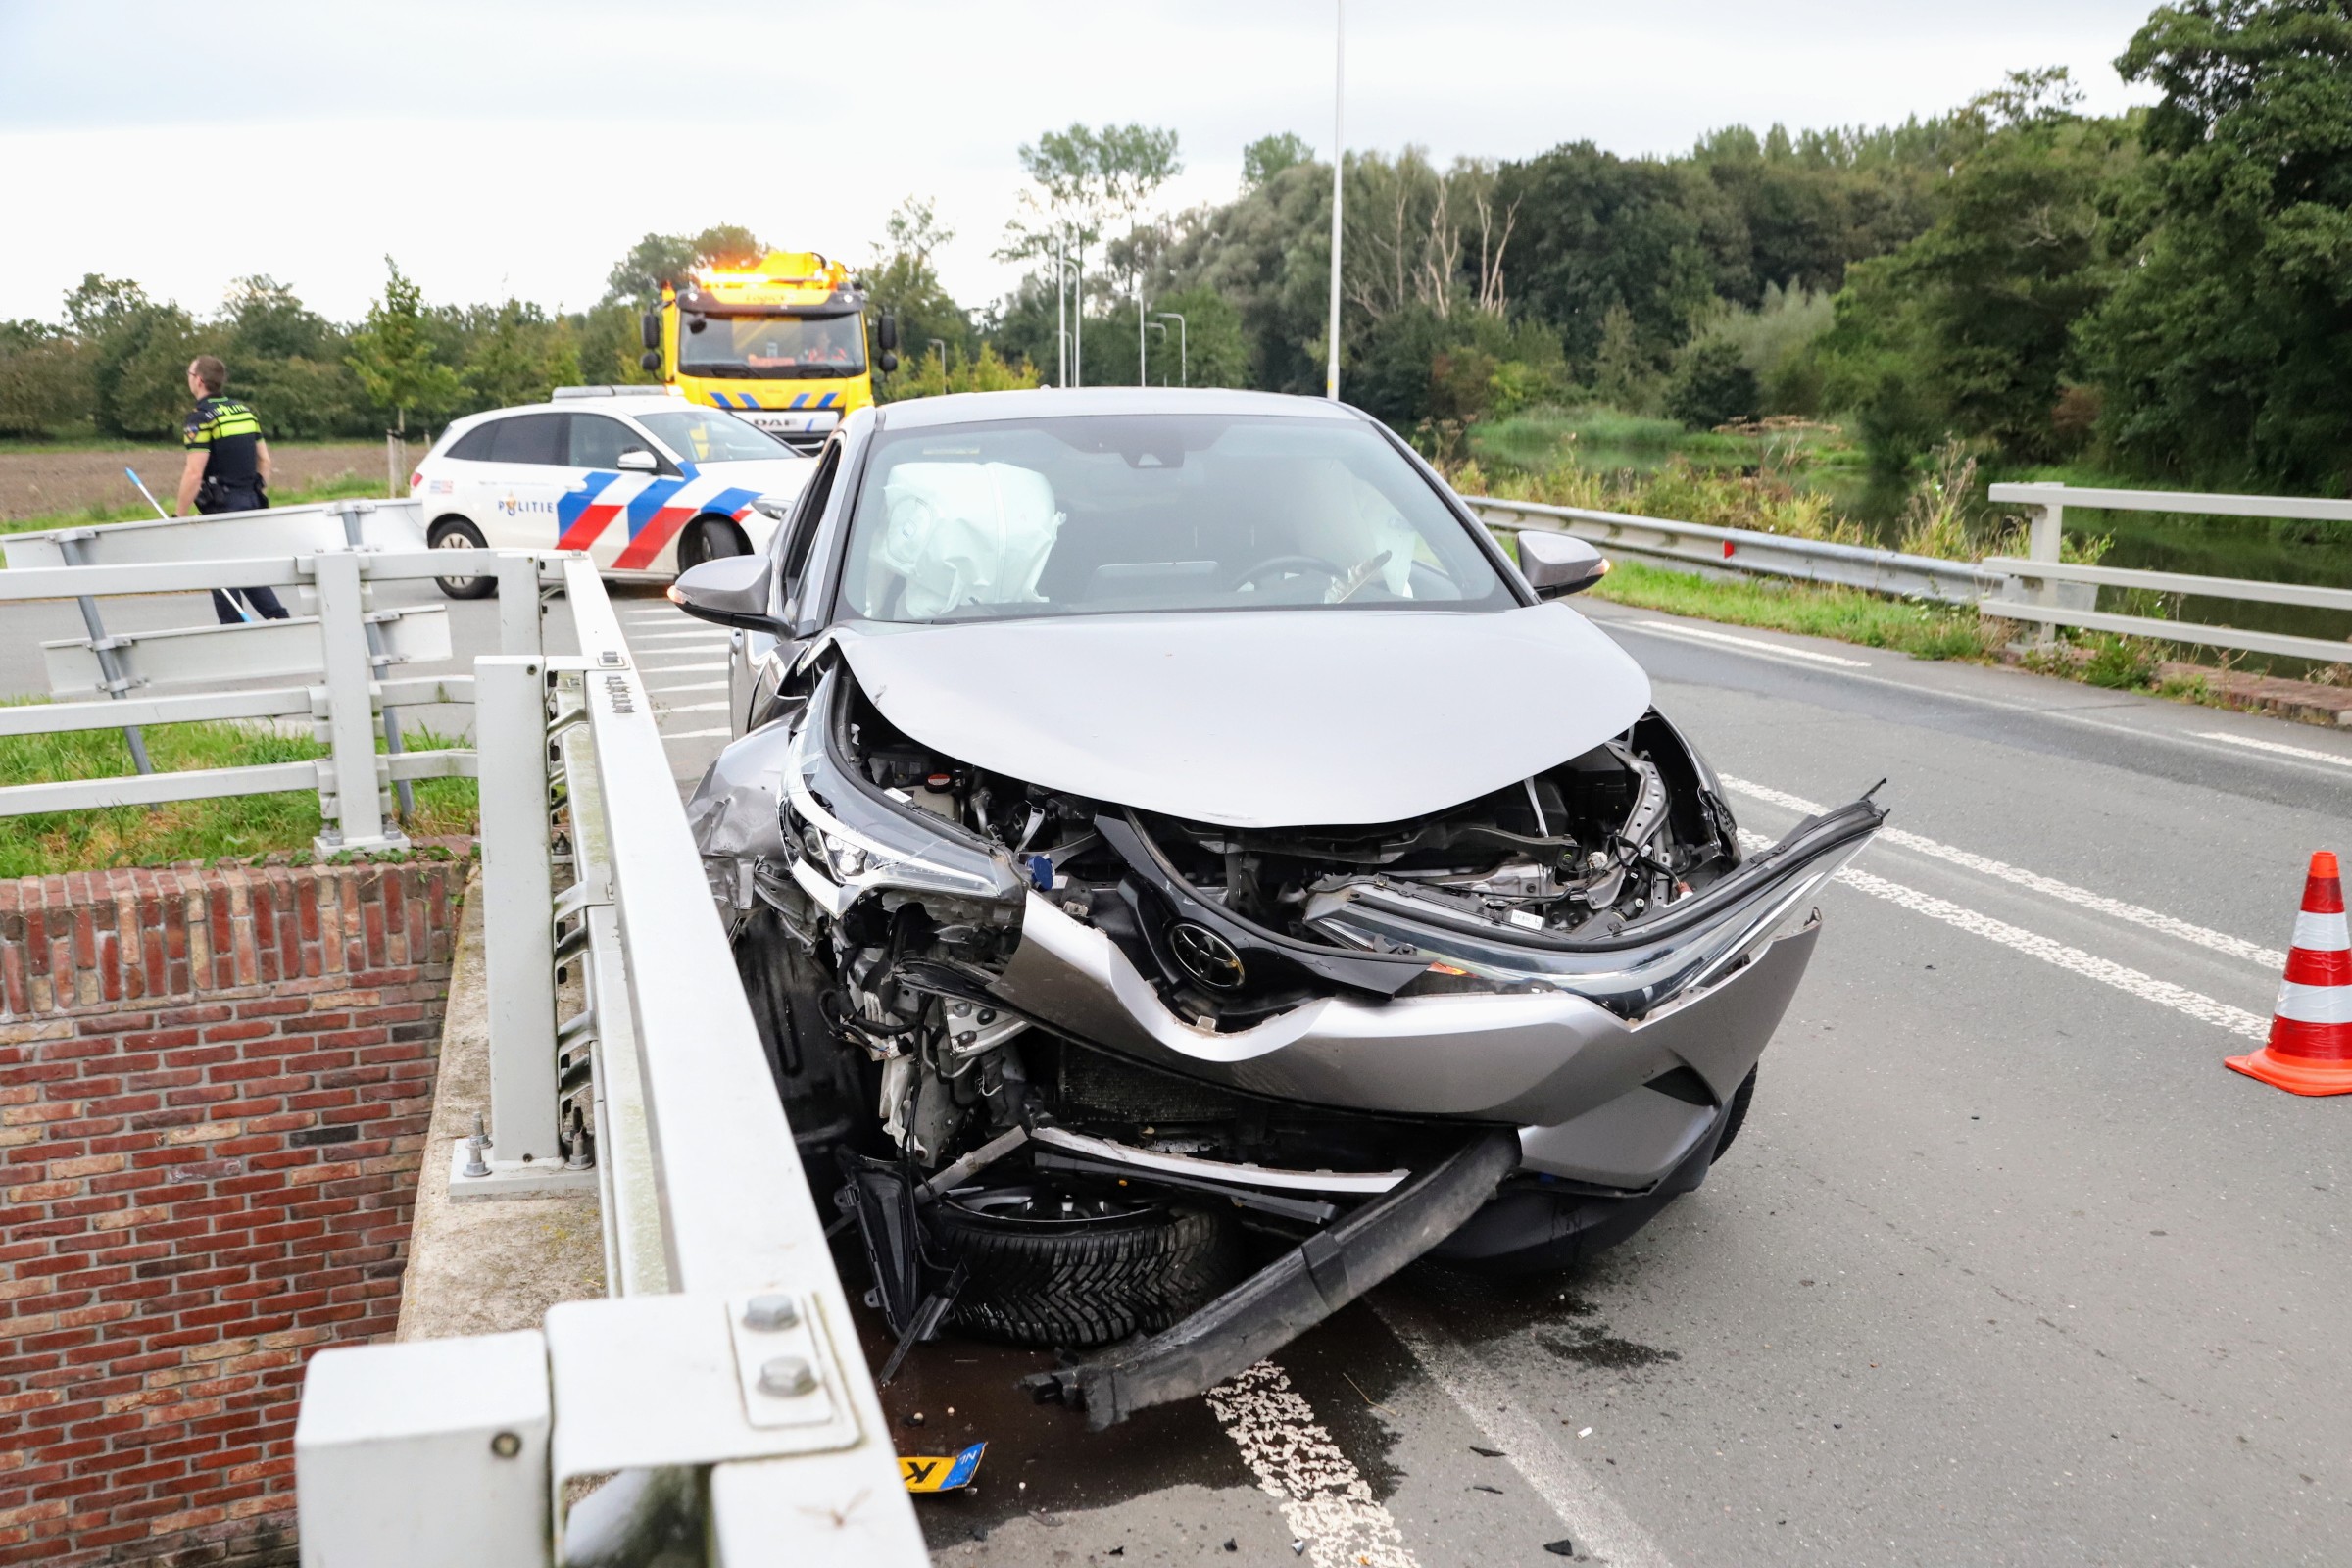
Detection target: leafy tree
<box><xmin>1663</xmin><ymin>337</ymin><xmax>1760</xmax><ymax>429</ymax></box>
<box><xmin>2076</xmin><ymin>0</ymin><xmax>2352</xmax><ymax>488</ymax></box>
<box><xmin>866</xmin><ymin>197</ymin><xmax>977</xmax><ymax>400</ymax></box>
<box><xmin>573</xmin><ymin>304</ymin><xmax>660</xmax><ymax>386</ymax></box>
<box><xmin>347</xmin><ymin>258</ymin><xmax>464</xmax><ymax>435</ymax></box>
<box><xmin>460</xmin><ymin>299</ymin><xmax>580</xmax><ymax>411</ymax></box>
<box><xmin>221</xmin><ymin>275</ymin><xmax>336</xmax><ymax>362</ymax></box>
<box><xmin>1592</xmin><ymin>304</ymin><xmax>1658</xmax><ymax>412</ymax></box>
<box><xmin>0</xmin><ymin>319</ymin><xmax>92</xmax><ymax>436</ymax></box>
<box><xmin>1243</xmin><ymin>132</ymin><xmax>1314</xmax><ymax>191</ymax></box>
<box><xmin>1495</xmin><ymin>145</ymin><xmax>1718</xmax><ymax>370</ymax></box>
<box><xmin>601</xmin><ymin>224</ymin><xmax>766</xmax><ymax>308</ymax></box>
<box><xmin>1144</xmin><ymin>285</ymin><xmax>1250</xmax><ymax>388</ymax></box>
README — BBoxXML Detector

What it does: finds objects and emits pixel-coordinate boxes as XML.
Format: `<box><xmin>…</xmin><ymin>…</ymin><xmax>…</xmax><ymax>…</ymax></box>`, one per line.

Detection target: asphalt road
<box><xmin>15</xmin><ymin>578</ymin><xmax>2348</xmax><ymax>1564</ymax></box>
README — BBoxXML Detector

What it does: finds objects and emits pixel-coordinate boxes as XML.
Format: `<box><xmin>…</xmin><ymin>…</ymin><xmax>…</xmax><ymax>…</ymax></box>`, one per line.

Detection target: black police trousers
<box><xmin>197</xmin><ymin>484</ymin><xmax>291</xmax><ymax>624</ymax></box>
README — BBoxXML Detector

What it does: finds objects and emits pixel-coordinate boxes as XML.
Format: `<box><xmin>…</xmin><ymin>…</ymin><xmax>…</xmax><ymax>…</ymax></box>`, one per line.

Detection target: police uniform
<box><xmin>183</xmin><ymin>395</ymin><xmax>289</xmax><ymax>622</ymax></box>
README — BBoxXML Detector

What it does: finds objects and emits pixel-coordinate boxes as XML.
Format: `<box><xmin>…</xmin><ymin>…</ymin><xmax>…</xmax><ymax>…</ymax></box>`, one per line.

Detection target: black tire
<box><xmin>676</xmin><ymin>514</ymin><xmax>749</xmax><ymax>575</ymax></box>
<box><xmin>1710</xmin><ymin>1064</ymin><xmax>1759</xmax><ymax>1164</ymax></box>
<box><xmin>935</xmin><ymin>1188</ymin><xmax>1247</xmax><ymax>1348</ymax></box>
<box><xmin>429</xmin><ymin>517</ymin><xmax>495</xmax><ymax>599</ymax></box>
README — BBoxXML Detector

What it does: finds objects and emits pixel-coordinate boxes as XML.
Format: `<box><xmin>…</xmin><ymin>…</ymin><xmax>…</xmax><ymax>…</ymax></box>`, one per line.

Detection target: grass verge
<box><xmin>0</xmin><ymin>715</ymin><xmax>475</xmax><ymax>877</ymax></box>
<box><xmin>1587</xmin><ymin>558</ymin><xmax>2000</xmax><ymax>662</ymax></box>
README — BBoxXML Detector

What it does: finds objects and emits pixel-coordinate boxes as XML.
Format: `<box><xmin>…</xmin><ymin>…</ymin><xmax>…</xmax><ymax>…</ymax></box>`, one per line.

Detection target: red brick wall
<box><xmin>0</xmin><ymin>863</ymin><xmax>461</xmax><ymax>1568</ymax></box>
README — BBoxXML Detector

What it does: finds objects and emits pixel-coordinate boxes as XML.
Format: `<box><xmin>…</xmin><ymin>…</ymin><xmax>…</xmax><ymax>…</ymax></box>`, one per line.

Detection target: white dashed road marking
<box><xmin>1204</xmin><ymin>1361</ymin><xmax>1418</xmax><ymax>1568</ymax></box>
<box><xmin>635</xmin><ymin>662</ymin><xmax>728</xmax><ymax>672</ymax></box>
<box><xmin>2191</xmin><ymin>730</ymin><xmax>2352</xmax><ymax>770</ymax></box>
<box><xmin>661</xmin><ymin>726</ymin><xmax>731</xmax><ymax>740</ymax></box>
<box><xmin>655</xmin><ymin>702</ymin><xmax>727</xmax><ymax>714</ymax></box>
<box><xmin>646</xmin><ymin>680</ymin><xmax>726</xmax><ymax>694</ymax></box>
<box><xmin>1628</xmin><ymin>619</ymin><xmax>1871</xmax><ymax>668</ymax></box>
<box><xmin>1721</xmin><ymin>776</ymin><xmax>2282</xmax><ymax>969</ymax></box>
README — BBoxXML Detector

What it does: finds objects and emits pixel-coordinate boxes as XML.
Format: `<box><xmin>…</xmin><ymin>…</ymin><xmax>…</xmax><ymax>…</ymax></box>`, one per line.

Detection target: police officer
<box><xmin>173</xmin><ymin>356</ymin><xmax>289</xmax><ymax>624</ymax></box>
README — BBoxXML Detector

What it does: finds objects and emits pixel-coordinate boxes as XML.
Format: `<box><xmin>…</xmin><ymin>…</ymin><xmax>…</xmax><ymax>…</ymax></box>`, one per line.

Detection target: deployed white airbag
<box><xmin>874</xmin><ymin>462</ymin><xmax>1063</xmax><ymax>618</ymax></box>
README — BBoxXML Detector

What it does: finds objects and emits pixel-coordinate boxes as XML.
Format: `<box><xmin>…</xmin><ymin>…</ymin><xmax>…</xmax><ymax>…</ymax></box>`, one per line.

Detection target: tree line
<box><xmin>2</xmin><ymin>2</ymin><xmax>2342</xmax><ymax>494</ymax></box>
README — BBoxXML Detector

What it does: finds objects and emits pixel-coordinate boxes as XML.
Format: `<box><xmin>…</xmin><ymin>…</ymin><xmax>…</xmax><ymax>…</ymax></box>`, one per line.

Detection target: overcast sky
<box><xmin>0</xmin><ymin>0</ymin><xmax>2162</xmax><ymax>325</ymax></box>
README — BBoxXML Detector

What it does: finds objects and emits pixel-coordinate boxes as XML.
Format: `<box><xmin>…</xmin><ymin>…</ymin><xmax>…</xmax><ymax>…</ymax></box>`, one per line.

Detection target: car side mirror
<box><xmin>639</xmin><ymin>350</ymin><xmax>661</xmax><ymax>373</ymax></box>
<box><xmin>616</xmin><ymin>448</ymin><xmax>659</xmax><ymax>472</ymax></box>
<box><xmin>1517</xmin><ymin>531</ymin><xmax>1610</xmax><ymax>598</ymax></box>
<box><xmin>668</xmin><ymin>553</ymin><xmax>782</xmax><ymax>632</ymax></box>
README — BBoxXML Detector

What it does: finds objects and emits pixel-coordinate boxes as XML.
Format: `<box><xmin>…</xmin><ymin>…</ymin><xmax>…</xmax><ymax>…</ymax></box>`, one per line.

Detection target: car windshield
<box><xmin>636</xmin><ymin>409</ymin><xmax>793</xmax><ymax>464</ymax></box>
<box><xmin>836</xmin><ymin>412</ymin><xmax>1510</xmax><ymax>624</ymax></box>
<box><xmin>677</xmin><ymin>310</ymin><xmax>865</xmax><ymax>379</ymax></box>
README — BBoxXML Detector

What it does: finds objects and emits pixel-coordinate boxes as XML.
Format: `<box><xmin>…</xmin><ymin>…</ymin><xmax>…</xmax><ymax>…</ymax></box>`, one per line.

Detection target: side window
<box><xmin>489</xmin><ymin>413</ymin><xmax>566</xmax><ymax>466</ymax></box>
<box><xmin>446</xmin><ymin>422</ymin><xmax>498</xmax><ymax>462</ymax></box>
<box><xmin>567</xmin><ymin>414</ymin><xmax>637</xmax><ymax>469</ymax></box>
<box><xmin>777</xmin><ymin>444</ymin><xmax>842</xmax><ymax>612</ymax></box>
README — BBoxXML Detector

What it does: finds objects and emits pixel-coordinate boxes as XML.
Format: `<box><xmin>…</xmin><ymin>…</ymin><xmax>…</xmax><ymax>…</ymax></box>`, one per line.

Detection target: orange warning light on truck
<box><xmin>639</xmin><ymin>250</ymin><xmax>899</xmax><ymax>453</ymax></box>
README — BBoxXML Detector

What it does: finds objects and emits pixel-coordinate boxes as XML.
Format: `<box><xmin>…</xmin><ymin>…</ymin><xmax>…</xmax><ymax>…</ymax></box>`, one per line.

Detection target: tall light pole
<box><xmin>1055</xmin><ymin>230</ymin><xmax>1068</xmax><ymax>388</ymax></box>
<box><xmin>1326</xmin><ymin>0</ymin><xmax>1345</xmax><ymax>401</ymax></box>
<box><xmin>1146</xmin><ymin>319</ymin><xmax>1167</xmax><ymax>384</ymax></box>
<box><xmin>1156</xmin><ymin>312</ymin><xmax>1188</xmax><ymax>386</ymax></box>
<box><xmin>1073</xmin><ymin>237</ymin><xmax>1084</xmax><ymax>390</ymax></box>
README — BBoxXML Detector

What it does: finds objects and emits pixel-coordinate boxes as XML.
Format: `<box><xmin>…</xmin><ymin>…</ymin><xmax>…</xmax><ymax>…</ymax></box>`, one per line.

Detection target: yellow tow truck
<box><xmin>639</xmin><ymin>250</ymin><xmax>898</xmax><ymax>453</ymax></box>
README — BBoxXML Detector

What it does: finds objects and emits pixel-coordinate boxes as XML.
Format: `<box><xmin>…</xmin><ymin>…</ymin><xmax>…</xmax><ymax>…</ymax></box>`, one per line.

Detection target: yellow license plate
<box><xmin>900</xmin><ymin>1441</ymin><xmax>986</xmax><ymax>1493</ymax></box>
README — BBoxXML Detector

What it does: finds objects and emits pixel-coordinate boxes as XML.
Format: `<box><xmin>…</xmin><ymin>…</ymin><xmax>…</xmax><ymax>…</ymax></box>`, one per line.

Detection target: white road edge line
<box><xmin>656</xmin><ymin>702</ymin><xmax>728</xmax><ymax>713</ymax></box>
<box><xmin>1720</xmin><ymin>776</ymin><xmax>2283</xmax><ymax>969</ymax></box>
<box><xmin>2193</xmin><ymin>730</ymin><xmax>2352</xmax><ymax>770</ymax></box>
<box><xmin>1374</xmin><ymin>1300</ymin><xmax>1676</xmax><ymax>1568</ymax></box>
<box><xmin>1626</xmin><ymin>618</ymin><xmax>1871</xmax><ymax>669</ymax></box>
<box><xmin>645</xmin><ymin>681</ymin><xmax>726</xmax><ymax>693</ymax></box>
<box><xmin>1204</xmin><ymin>1361</ymin><xmax>1419</xmax><ymax>1568</ymax></box>
<box><xmin>660</xmin><ymin>726</ymin><xmax>733</xmax><ymax>739</ymax></box>
<box><xmin>635</xmin><ymin>662</ymin><xmax>728</xmax><ymax>672</ymax></box>
<box><xmin>1736</xmin><ymin>828</ymin><xmax>2269</xmax><ymax>1039</ymax></box>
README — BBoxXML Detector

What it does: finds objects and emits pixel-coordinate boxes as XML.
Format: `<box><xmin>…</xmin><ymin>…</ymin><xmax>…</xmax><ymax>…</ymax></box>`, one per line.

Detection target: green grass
<box><xmin>1587</xmin><ymin>558</ymin><xmax>1997</xmax><ymax>662</ymax></box>
<box><xmin>0</xmin><ymin>472</ymin><xmax>392</xmax><ymax>540</ymax></box>
<box><xmin>0</xmin><ymin>715</ymin><xmax>476</xmax><ymax>877</ymax></box>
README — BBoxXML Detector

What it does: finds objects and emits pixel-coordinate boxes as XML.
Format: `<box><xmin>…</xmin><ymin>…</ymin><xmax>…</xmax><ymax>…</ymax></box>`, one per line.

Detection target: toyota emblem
<box><xmin>1167</xmin><ymin>921</ymin><xmax>1247</xmax><ymax>991</ymax></box>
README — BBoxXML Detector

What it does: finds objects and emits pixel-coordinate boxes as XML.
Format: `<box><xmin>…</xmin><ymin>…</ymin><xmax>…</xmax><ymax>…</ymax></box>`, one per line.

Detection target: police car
<box><xmin>410</xmin><ymin>388</ymin><xmax>816</xmax><ymax>599</ymax></box>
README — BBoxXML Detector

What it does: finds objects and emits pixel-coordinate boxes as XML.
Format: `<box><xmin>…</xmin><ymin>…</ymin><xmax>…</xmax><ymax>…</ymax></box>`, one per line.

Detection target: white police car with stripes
<box><xmin>409</xmin><ymin>387</ymin><xmax>816</xmax><ymax>599</ymax></box>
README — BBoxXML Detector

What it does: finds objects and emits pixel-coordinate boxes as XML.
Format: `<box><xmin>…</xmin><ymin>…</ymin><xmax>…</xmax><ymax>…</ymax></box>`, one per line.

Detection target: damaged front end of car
<box><xmin>690</xmin><ymin>654</ymin><xmax>1884</xmax><ymax>1425</ymax></box>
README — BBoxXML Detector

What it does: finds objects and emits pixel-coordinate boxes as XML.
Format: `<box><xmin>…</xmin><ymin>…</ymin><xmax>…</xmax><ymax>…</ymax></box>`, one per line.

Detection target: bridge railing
<box><xmin>295</xmin><ymin>556</ymin><xmax>924</xmax><ymax>1565</ymax></box>
<box><xmin>1984</xmin><ymin>481</ymin><xmax>2352</xmax><ymax>664</ymax></box>
<box><xmin>0</xmin><ymin>499</ymin><xmax>543</xmax><ymax>850</ymax></box>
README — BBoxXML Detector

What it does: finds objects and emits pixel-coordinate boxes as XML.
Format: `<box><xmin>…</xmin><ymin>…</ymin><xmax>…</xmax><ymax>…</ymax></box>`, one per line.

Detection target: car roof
<box><xmin>443</xmin><ymin>394</ymin><xmax>685</xmax><ymax>430</ymax></box>
<box><xmin>871</xmin><ymin>386</ymin><xmax>1372</xmax><ymax>431</ymax></box>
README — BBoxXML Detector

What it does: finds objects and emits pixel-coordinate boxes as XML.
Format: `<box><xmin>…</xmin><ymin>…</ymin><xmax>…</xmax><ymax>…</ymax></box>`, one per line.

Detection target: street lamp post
<box><xmin>1327</xmin><ymin>0</ymin><xmax>1345</xmax><ymax>401</ymax></box>
<box><xmin>1155</xmin><ymin>312</ymin><xmax>1188</xmax><ymax>386</ymax></box>
<box><xmin>928</xmin><ymin>339</ymin><xmax>948</xmax><ymax>379</ymax></box>
<box><xmin>1146</xmin><ymin>320</ymin><xmax>1167</xmax><ymax>385</ymax></box>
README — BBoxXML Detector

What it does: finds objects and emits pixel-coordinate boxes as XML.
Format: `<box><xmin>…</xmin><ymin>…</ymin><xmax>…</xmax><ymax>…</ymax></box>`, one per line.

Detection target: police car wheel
<box><xmin>429</xmin><ymin>518</ymin><xmax>495</xmax><ymax>600</ymax></box>
<box><xmin>675</xmin><ymin>516</ymin><xmax>749</xmax><ymax>575</ymax></box>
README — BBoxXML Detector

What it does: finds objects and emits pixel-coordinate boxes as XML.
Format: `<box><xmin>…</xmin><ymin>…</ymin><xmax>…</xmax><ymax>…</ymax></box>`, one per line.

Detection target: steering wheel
<box><xmin>1230</xmin><ymin>553</ymin><xmax>1345</xmax><ymax>592</ymax></box>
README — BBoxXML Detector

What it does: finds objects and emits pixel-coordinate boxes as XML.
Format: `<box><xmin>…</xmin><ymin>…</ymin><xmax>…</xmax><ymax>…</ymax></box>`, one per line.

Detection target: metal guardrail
<box><xmin>1984</xmin><ymin>482</ymin><xmax>2352</xmax><ymax>664</ymax></box>
<box><xmin>1</xmin><ymin>500</ymin><xmax>544</xmax><ymax>852</ymax></box>
<box><xmin>294</xmin><ymin>559</ymin><xmax>924</xmax><ymax>1564</ymax></box>
<box><xmin>1460</xmin><ymin>493</ymin><xmax>2002</xmax><ymax>604</ymax></box>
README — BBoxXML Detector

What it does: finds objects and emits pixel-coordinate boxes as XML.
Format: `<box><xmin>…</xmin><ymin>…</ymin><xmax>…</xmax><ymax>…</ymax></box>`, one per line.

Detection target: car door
<box><xmin>562</xmin><ymin>412</ymin><xmax>671</xmax><ymax>571</ymax></box>
<box><xmin>472</xmin><ymin>412</ymin><xmax>570</xmax><ymax>548</ymax></box>
<box><xmin>732</xmin><ymin>438</ymin><xmax>841</xmax><ymax>735</ymax></box>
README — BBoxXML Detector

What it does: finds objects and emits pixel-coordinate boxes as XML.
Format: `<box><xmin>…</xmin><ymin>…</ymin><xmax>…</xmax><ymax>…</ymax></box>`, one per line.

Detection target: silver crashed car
<box><xmin>676</xmin><ymin>388</ymin><xmax>1883</xmax><ymax>1426</ymax></box>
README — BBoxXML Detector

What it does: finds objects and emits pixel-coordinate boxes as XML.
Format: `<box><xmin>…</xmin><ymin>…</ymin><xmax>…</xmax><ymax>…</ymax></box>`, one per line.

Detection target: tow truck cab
<box><xmin>640</xmin><ymin>250</ymin><xmax>899</xmax><ymax>455</ymax></box>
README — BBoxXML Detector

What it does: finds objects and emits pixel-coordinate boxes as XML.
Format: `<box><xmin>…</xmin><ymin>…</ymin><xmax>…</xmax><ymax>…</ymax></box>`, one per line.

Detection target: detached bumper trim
<box><xmin>1024</xmin><ymin>1128</ymin><xmax>1518</xmax><ymax>1428</ymax></box>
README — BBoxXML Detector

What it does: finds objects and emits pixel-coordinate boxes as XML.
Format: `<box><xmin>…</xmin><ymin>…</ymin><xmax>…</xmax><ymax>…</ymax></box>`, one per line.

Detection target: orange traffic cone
<box><xmin>2227</xmin><ymin>851</ymin><xmax>2352</xmax><ymax>1096</ymax></box>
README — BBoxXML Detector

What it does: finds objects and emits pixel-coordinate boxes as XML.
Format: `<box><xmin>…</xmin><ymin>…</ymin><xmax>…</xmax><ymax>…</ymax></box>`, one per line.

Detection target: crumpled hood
<box><xmin>833</xmin><ymin>604</ymin><xmax>1651</xmax><ymax>828</ymax></box>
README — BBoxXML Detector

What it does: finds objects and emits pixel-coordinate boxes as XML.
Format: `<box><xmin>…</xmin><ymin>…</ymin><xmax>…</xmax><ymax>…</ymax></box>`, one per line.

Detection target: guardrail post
<box><xmin>54</xmin><ymin>531</ymin><xmax>156</xmax><ymax>776</ymax></box>
<box><xmin>496</xmin><ymin>554</ymin><xmax>546</xmax><ymax>657</ymax></box>
<box><xmin>2025</xmin><ymin>496</ymin><xmax>2064</xmax><ymax>648</ymax></box>
<box><xmin>459</xmin><ymin>655</ymin><xmax>590</xmax><ymax>1198</ymax></box>
<box><xmin>311</xmin><ymin>548</ymin><xmax>404</xmax><ymax>855</ymax></box>
<box><xmin>327</xmin><ymin>501</ymin><xmax>416</xmax><ymax>823</ymax></box>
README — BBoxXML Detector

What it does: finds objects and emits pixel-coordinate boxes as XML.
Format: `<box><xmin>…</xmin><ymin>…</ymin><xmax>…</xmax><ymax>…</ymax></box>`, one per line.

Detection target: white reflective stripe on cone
<box><xmin>2274</xmin><ymin>979</ymin><xmax>2352</xmax><ymax>1025</ymax></box>
<box><xmin>2290</xmin><ymin>909</ymin><xmax>2351</xmax><ymax>952</ymax></box>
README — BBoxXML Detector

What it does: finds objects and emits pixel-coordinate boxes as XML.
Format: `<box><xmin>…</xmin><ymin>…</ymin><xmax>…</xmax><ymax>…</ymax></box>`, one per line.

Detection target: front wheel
<box><xmin>676</xmin><ymin>515</ymin><xmax>749</xmax><ymax>575</ymax></box>
<box><xmin>428</xmin><ymin>517</ymin><xmax>495</xmax><ymax>599</ymax></box>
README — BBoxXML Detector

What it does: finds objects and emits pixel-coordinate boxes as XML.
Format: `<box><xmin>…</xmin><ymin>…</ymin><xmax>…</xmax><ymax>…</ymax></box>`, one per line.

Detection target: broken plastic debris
<box><xmin>1291</xmin><ymin>1543</ymin><xmax>1306</xmax><ymax>1557</ymax></box>
<box><xmin>1578</xmin><ymin>1427</ymin><xmax>1594</xmax><ymax>1438</ymax></box>
<box><xmin>1470</xmin><ymin>1445</ymin><xmax>1504</xmax><ymax>1457</ymax></box>
<box><xmin>1544</xmin><ymin>1542</ymin><xmax>1576</xmax><ymax>1557</ymax></box>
